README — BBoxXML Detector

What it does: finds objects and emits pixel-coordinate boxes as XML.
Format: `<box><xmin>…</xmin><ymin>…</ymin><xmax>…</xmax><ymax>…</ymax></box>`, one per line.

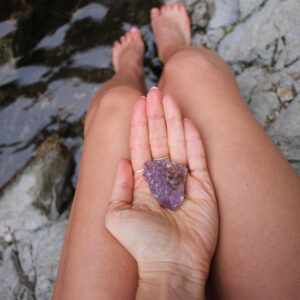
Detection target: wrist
<box><xmin>136</xmin><ymin>262</ymin><xmax>207</xmax><ymax>300</ymax></box>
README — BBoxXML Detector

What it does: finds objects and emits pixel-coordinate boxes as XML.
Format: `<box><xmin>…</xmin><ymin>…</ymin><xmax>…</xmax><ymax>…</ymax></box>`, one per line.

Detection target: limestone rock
<box><xmin>248</xmin><ymin>92</ymin><xmax>281</xmax><ymax>127</ymax></box>
<box><xmin>191</xmin><ymin>1</ymin><xmax>209</xmax><ymax>28</ymax></box>
<box><xmin>268</xmin><ymin>95</ymin><xmax>300</xmax><ymax>169</ymax></box>
<box><xmin>218</xmin><ymin>0</ymin><xmax>300</xmax><ymax>69</ymax></box>
<box><xmin>208</xmin><ymin>0</ymin><xmax>240</xmax><ymax>29</ymax></box>
<box><xmin>277</xmin><ymin>87</ymin><xmax>294</xmax><ymax>103</ymax></box>
<box><xmin>239</xmin><ymin>0</ymin><xmax>265</xmax><ymax>19</ymax></box>
<box><xmin>0</xmin><ymin>134</ymin><xmax>74</xmax><ymax>233</ymax></box>
<box><xmin>31</xmin><ymin>221</ymin><xmax>67</xmax><ymax>299</ymax></box>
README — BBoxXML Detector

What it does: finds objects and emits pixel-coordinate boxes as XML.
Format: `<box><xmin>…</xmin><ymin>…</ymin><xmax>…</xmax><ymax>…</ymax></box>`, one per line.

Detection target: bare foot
<box><xmin>151</xmin><ymin>2</ymin><xmax>191</xmax><ymax>63</ymax></box>
<box><xmin>112</xmin><ymin>27</ymin><xmax>145</xmax><ymax>73</ymax></box>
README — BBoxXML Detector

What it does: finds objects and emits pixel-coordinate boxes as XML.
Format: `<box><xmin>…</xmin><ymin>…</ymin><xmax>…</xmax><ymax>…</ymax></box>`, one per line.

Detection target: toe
<box><xmin>120</xmin><ymin>35</ymin><xmax>126</xmax><ymax>43</ymax></box>
<box><xmin>174</xmin><ymin>3</ymin><xmax>181</xmax><ymax>10</ymax></box>
<box><xmin>151</xmin><ymin>7</ymin><xmax>160</xmax><ymax>18</ymax></box>
<box><xmin>113</xmin><ymin>41</ymin><xmax>120</xmax><ymax>47</ymax></box>
<box><xmin>125</xmin><ymin>32</ymin><xmax>132</xmax><ymax>41</ymax></box>
<box><xmin>130</xmin><ymin>26</ymin><xmax>139</xmax><ymax>33</ymax></box>
<box><xmin>161</xmin><ymin>4</ymin><xmax>168</xmax><ymax>13</ymax></box>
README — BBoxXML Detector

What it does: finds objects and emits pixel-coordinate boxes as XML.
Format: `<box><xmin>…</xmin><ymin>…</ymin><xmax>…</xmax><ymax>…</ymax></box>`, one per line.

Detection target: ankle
<box><xmin>160</xmin><ymin>44</ymin><xmax>186</xmax><ymax>64</ymax></box>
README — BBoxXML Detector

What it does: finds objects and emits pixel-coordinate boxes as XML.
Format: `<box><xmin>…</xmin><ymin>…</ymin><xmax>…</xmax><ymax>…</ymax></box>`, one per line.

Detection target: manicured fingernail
<box><xmin>150</xmin><ymin>86</ymin><xmax>159</xmax><ymax>90</ymax></box>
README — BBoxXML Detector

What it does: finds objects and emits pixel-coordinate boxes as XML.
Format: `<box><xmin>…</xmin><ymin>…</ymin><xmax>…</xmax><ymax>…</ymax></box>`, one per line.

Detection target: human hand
<box><xmin>105</xmin><ymin>88</ymin><xmax>218</xmax><ymax>299</ymax></box>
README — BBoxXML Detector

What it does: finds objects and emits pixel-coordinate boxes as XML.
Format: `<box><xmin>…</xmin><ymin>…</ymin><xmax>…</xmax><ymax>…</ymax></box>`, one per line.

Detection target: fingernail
<box><xmin>150</xmin><ymin>86</ymin><xmax>159</xmax><ymax>90</ymax></box>
<box><xmin>140</xmin><ymin>96</ymin><xmax>146</xmax><ymax>99</ymax></box>
<box><xmin>183</xmin><ymin>118</ymin><xmax>189</xmax><ymax>120</ymax></box>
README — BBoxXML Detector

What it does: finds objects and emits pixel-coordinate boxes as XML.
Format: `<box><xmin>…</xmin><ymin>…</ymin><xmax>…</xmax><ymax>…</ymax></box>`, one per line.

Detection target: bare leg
<box><xmin>151</xmin><ymin>4</ymin><xmax>300</xmax><ymax>299</ymax></box>
<box><xmin>52</xmin><ymin>28</ymin><xmax>145</xmax><ymax>300</ymax></box>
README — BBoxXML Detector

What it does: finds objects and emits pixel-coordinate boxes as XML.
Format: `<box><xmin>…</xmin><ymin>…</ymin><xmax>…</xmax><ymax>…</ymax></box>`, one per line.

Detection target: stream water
<box><xmin>0</xmin><ymin>0</ymin><xmax>162</xmax><ymax>190</ymax></box>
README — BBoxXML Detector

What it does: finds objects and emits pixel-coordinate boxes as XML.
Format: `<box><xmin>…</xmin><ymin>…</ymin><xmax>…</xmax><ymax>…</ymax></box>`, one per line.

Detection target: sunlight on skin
<box><xmin>105</xmin><ymin>88</ymin><xmax>219</xmax><ymax>299</ymax></box>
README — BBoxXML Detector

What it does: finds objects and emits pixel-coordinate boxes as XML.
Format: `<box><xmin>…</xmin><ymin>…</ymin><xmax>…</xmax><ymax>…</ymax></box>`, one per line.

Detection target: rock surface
<box><xmin>0</xmin><ymin>135</ymin><xmax>73</xmax><ymax>299</ymax></box>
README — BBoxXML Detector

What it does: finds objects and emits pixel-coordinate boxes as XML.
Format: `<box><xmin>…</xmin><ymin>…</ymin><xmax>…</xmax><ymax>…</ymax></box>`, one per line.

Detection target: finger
<box><xmin>130</xmin><ymin>97</ymin><xmax>152</xmax><ymax>172</ymax></box>
<box><xmin>109</xmin><ymin>158</ymin><xmax>134</xmax><ymax>206</ymax></box>
<box><xmin>147</xmin><ymin>87</ymin><xmax>170</xmax><ymax>159</ymax></box>
<box><xmin>162</xmin><ymin>94</ymin><xmax>188</xmax><ymax>166</ymax></box>
<box><xmin>183</xmin><ymin>118</ymin><xmax>209</xmax><ymax>176</ymax></box>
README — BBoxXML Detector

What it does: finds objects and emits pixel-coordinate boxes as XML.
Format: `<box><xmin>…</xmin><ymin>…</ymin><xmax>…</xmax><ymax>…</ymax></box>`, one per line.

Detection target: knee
<box><xmin>163</xmin><ymin>47</ymin><xmax>234</xmax><ymax>82</ymax></box>
<box><xmin>84</xmin><ymin>85</ymin><xmax>141</xmax><ymax>136</ymax></box>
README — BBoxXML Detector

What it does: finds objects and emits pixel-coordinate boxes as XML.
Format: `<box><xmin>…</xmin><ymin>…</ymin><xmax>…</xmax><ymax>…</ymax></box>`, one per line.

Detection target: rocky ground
<box><xmin>0</xmin><ymin>0</ymin><xmax>299</xmax><ymax>299</ymax></box>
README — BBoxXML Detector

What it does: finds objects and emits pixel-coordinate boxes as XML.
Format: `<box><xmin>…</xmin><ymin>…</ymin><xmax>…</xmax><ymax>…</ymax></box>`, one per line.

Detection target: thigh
<box><xmin>53</xmin><ymin>86</ymin><xmax>141</xmax><ymax>300</ymax></box>
<box><xmin>159</xmin><ymin>47</ymin><xmax>300</xmax><ymax>299</ymax></box>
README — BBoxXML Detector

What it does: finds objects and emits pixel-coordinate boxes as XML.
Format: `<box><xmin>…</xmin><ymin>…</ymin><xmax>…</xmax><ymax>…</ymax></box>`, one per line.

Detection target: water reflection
<box><xmin>0</xmin><ymin>0</ymin><xmax>162</xmax><ymax>189</ymax></box>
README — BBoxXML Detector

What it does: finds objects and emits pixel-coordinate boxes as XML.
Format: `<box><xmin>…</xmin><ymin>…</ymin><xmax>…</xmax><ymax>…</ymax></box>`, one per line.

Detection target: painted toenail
<box><xmin>131</xmin><ymin>27</ymin><xmax>139</xmax><ymax>33</ymax></box>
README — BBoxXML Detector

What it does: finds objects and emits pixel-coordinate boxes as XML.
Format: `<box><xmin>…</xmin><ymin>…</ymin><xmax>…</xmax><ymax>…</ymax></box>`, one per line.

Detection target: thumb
<box><xmin>107</xmin><ymin>157</ymin><xmax>133</xmax><ymax>210</ymax></box>
<box><xmin>105</xmin><ymin>158</ymin><xmax>149</xmax><ymax>259</ymax></box>
<box><xmin>105</xmin><ymin>157</ymin><xmax>134</xmax><ymax>237</ymax></box>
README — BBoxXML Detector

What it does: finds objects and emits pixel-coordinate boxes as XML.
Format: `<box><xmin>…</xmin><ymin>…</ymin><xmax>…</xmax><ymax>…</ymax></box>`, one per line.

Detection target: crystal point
<box><xmin>143</xmin><ymin>160</ymin><xmax>187</xmax><ymax>211</ymax></box>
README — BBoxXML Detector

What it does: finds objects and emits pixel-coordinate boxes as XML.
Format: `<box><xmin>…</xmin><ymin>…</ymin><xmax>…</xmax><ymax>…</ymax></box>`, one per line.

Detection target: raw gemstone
<box><xmin>143</xmin><ymin>159</ymin><xmax>187</xmax><ymax>211</ymax></box>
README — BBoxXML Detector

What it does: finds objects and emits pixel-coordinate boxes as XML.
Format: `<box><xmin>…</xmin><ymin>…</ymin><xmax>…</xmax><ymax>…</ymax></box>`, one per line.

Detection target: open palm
<box><xmin>106</xmin><ymin>88</ymin><xmax>219</xmax><ymax>284</ymax></box>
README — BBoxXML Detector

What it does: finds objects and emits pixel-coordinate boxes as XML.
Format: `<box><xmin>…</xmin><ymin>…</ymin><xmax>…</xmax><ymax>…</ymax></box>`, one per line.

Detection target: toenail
<box><xmin>140</xmin><ymin>96</ymin><xmax>146</xmax><ymax>99</ymax></box>
<box><xmin>131</xmin><ymin>27</ymin><xmax>139</xmax><ymax>33</ymax></box>
<box><xmin>150</xmin><ymin>86</ymin><xmax>159</xmax><ymax>90</ymax></box>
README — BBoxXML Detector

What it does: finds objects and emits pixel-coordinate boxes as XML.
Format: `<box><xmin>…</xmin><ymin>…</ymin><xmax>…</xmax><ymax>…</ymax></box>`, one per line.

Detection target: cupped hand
<box><xmin>105</xmin><ymin>88</ymin><xmax>219</xmax><ymax>287</ymax></box>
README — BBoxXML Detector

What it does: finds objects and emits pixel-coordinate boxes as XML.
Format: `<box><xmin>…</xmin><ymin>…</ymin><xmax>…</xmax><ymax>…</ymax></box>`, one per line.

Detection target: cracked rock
<box><xmin>208</xmin><ymin>0</ymin><xmax>240</xmax><ymax>29</ymax></box>
<box><xmin>0</xmin><ymin>134</ymin><xmax>74</xmax><ymax>232</ymax></box>
<box><xmin>268</xmin><ymin>95</ymin><xmax>300</xmax><ymax>173</ymax></box>
<box><xmin>239</xmin><ymin>0</ymin><xmax>265</xmax><ymax>19</ymax></box>
<box><xmin>218</xmin><ymin>0</ymin><xmax>300</xmax><ymax>69</ymax></box>
<box><xmin>248</xmin><ymin>91</ymin><xmax>281</xmax><ymax>127</ymax></box>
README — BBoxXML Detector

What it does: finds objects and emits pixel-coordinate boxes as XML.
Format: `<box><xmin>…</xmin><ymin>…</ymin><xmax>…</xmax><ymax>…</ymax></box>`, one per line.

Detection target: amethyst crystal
<box><xmin>143</xmin><ymin>159</ymin><xmax>187</xmax><ymax>211</ymax></box>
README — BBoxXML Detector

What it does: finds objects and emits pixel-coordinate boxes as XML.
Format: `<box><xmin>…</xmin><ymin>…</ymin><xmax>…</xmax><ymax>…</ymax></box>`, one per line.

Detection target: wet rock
<box><xmin>0</xmin><ymin>134</ymin><xmax>74</xmax><ymax>232</ymax></box>
<box><xmin>29</xmin><ymin>134</ymin><xmax>74</xmax><ymax>220</ymax></box>
<box><xmin>0</xmin><ymin>134</ymin><xmax>72</xmax><ymax>298</ymax></box>
<box><xmin>268</xmin><ymin>95</ymin><xmax>300</xmax><ymax>172</ymax></box>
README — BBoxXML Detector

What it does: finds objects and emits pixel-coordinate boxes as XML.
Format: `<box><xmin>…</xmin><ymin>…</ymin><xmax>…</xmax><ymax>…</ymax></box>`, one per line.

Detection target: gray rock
<box><xmin>239</xmin><ymin>0</ymin><xmax>265</xmax><ymax>19</ymax></box>
<box><xmin>290</xmin><ymin>162</ymin><xmax>300</xmax><ymax>175</ymax></box>
<box><xmin>202</xmin><ymin>27</ymin><xmax>225</xmax><ymax>50</ymax></box>
<box><xmin>218</xmin><ymin>0</ymin><xmax>300</xmax><ymax>69</ymax></box>
<box><xmin>208</xmin><ymin>0</ymin><xmax>240</xmax><ymax>29</ymax></box>
<box><xmin>0</xmin><ymin>135</ymin><xmax>74</xmax><ymax>232</ymax></box>
<box><xmin>0</xmin><ymin>135</ymin><xmax>73</xmax><ymax>298</ymax></box>
<box><xmin>237</xmin><ymin>67</ymin><xmax>268</xmax><ymax>102</ymax></box>
<box><xmin>268</xmin><ymin>95</ymin><xmax>300</xmax><ymax>164</ymax></box>
<box><xmin>248</xmin><ymin>91</ymin><xmax>280</xmax><ymax>127</ymax></box>
<box><xmin>0</xmin><ymin>220</ymin><xmax>67</xmax><ymax>300</ymax></box>
<box><xmin>191</xmin><ymin>1</ymin><xmax>209</xmax><ymax>28</ymax></box>
<box><xmin>31</xmin><ymin>221</ymin><xmax>67</xmax><ymax>299</ymax></box>
<box><xmin>0</xmin><ymin>244</ymin><xmax>35</xmax><ymax>300</ymax></box>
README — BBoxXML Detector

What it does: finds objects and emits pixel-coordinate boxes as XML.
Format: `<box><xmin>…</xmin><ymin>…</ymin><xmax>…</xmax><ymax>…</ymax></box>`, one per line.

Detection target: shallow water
<box><xmin>0</xmin><ymin>0</ymin><xmax>162</xmax><ymax>189</ymax></box>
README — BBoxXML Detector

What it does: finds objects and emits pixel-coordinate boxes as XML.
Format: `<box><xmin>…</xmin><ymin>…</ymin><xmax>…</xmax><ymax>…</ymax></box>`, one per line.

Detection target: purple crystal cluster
<box><xmin>143</xmin><ymin>159</ymin><xmax>187</xmax><ymax>211</ymax></box>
